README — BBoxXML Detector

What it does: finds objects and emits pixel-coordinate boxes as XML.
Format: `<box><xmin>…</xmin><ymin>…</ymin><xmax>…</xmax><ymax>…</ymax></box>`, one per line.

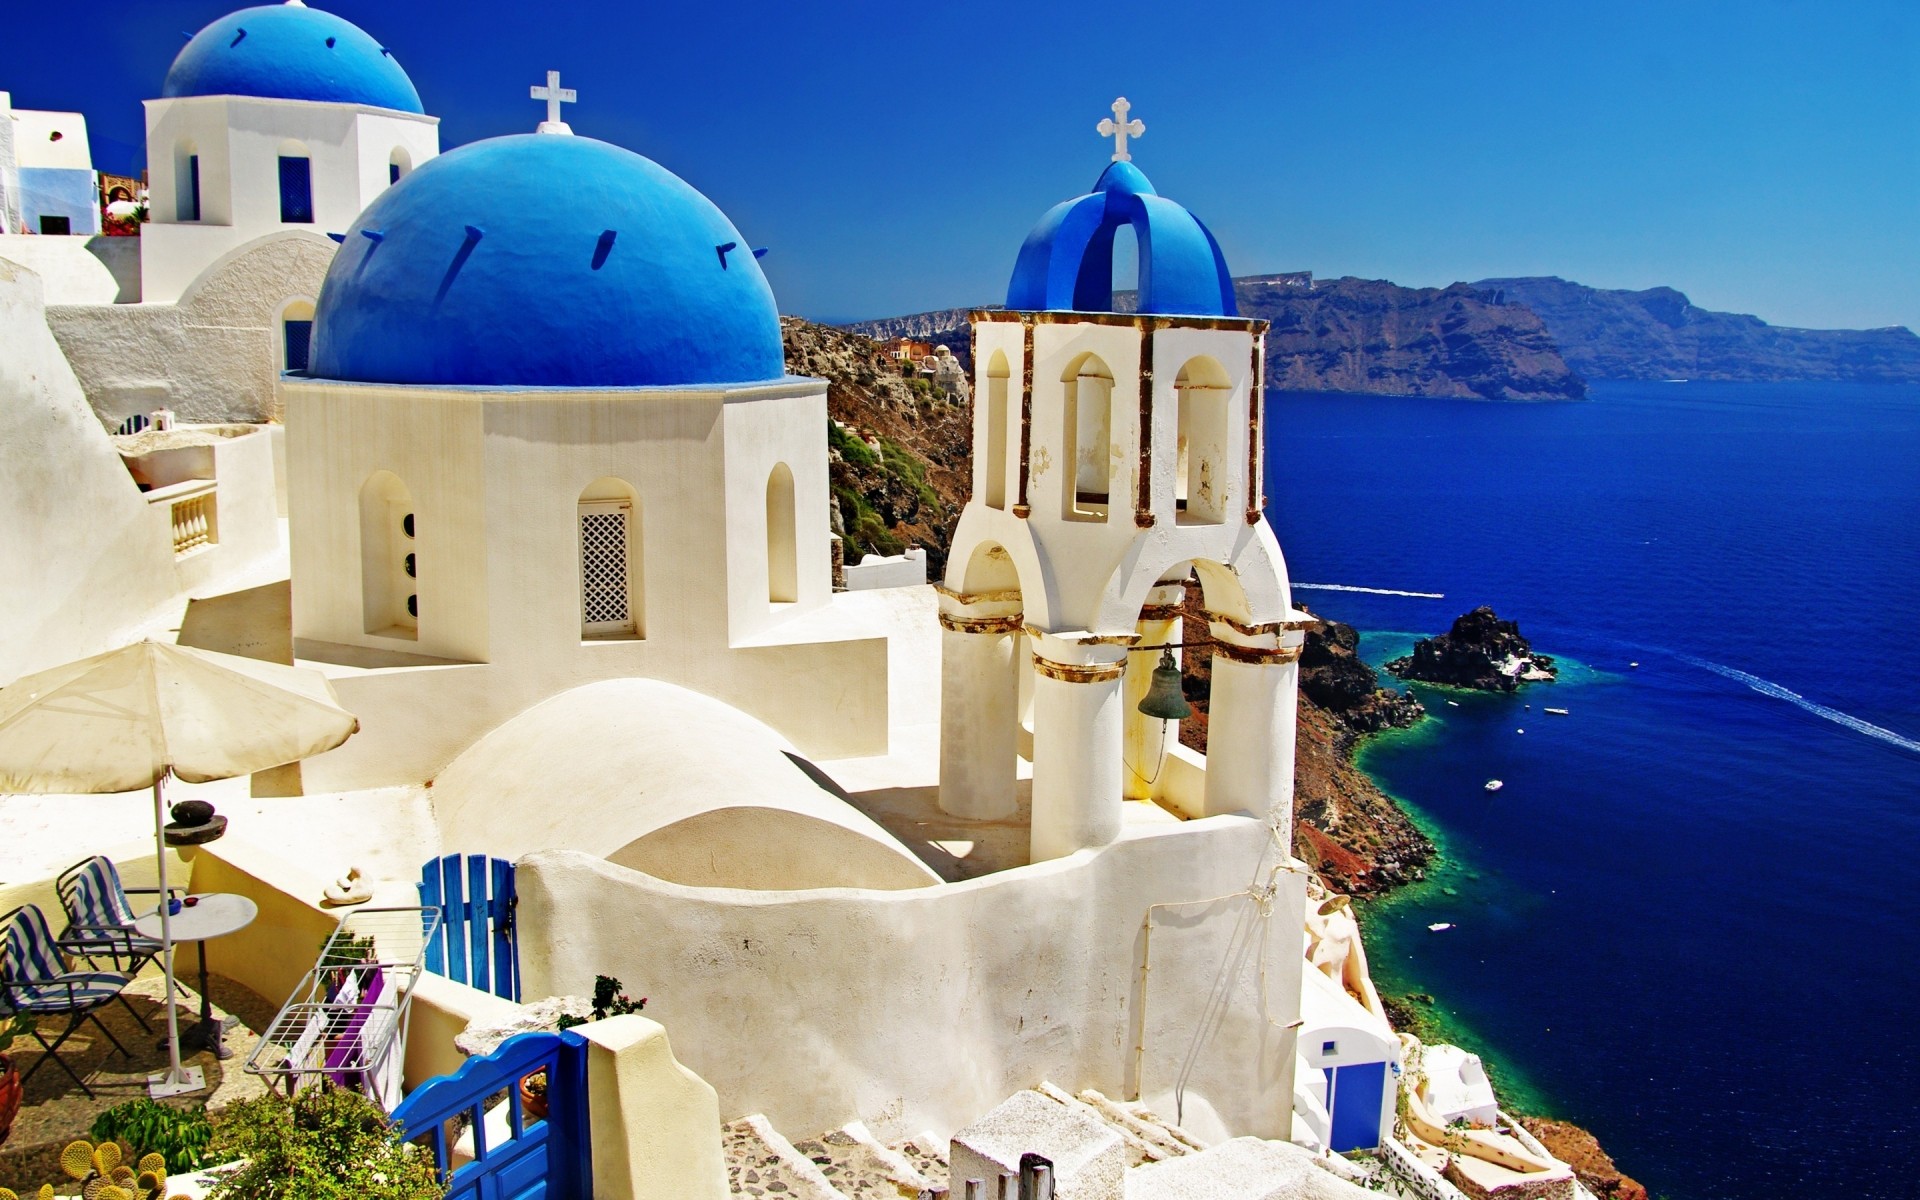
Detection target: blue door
<box><xmin>1327</xmin><ymin>1062</ymin><xmax>1388</xmax><ymax>1152</ymax></box>
<box><xmin>393</xmin><ymin>1030</ymin><xmax>590</xmax><ymax>1200</ymax></box>
<box><xmin>419</xmin><ymin>855</ymin><xmax>520</xmax><ymax>1001</ymax></box>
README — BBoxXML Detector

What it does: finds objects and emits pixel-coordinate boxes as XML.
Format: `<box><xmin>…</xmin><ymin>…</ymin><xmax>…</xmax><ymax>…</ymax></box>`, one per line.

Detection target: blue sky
<box><xmin>7</xmin><ymin>1</ymin><xmax>1916</xmax><ymax>329</ymax></box>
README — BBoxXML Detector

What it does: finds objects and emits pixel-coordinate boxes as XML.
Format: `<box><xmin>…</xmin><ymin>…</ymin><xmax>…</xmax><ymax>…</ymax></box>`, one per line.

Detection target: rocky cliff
<box><xmin>781</xmin><ymin>318</ymin><xmax>970</xmax><ymax>578</ymax></box>
<box><xmin>845</xmin><ymin>273</ymin><xmax>1589</xmax><ymax>401</ymax></box>
<box><xmin>1475</xmin><ymin>276</ymin><xmax>1920</xmax><ymax>384</ymax></box>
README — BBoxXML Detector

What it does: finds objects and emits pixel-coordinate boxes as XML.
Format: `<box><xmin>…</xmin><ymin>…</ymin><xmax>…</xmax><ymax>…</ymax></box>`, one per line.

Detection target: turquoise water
<box><xmin>1265</xmin><ymin>382</ymin><xmax>1920</xmax><ymax>1200</ymax></box>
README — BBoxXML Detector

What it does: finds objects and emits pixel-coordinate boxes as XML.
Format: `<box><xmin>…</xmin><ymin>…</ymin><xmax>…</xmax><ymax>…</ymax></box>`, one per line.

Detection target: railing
<box><xmin>147</xmin><ymin>479</ymin><xmax>217</xmax><ymax>556</ymax></box>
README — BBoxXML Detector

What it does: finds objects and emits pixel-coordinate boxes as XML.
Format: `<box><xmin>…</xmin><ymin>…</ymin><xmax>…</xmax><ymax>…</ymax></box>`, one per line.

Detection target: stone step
<box><xmin>890</xmin><ymin>1132</ymin><xmax>950</xmax><ymax>1196</ymax></box>
<box><xmin>725</xmin><ymin>1115</ymin><xmax>852</xmax><ymax>1200</ymax></box>
<box><xmin>1032</xmin><ymin>1081</ymin><xmax>1168</xmax><ymax>1168</ymax></box>
<box><xmin>789</xmin><ymin>1121</ymin><xmax>937</xmax><ymax>1200</ymax></box>
<box><xmin>1075</xmin><ymin>1088</ymin><xmax>1207</xmax><ymax>1160</ymax></box>
<box><xmin>1124</xmin><ymin>1137</ymin><xmax>1380</xmax><ymax>1200</ymax></box>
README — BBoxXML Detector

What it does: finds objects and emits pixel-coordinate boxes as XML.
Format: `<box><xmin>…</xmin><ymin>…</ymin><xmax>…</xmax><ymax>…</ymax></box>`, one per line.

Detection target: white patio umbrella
<box><xmin>0</xmin><ymin>640</ymin><xmax>359</xmax><ymax>1095</ymax></box>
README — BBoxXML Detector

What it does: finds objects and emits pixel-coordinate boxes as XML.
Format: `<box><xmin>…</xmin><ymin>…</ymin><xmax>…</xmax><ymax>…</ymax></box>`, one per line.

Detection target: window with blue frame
<box><xmin>278</xmin><ymin>156</ymin><xmax>313</xmax><ymax>223</ymax></box>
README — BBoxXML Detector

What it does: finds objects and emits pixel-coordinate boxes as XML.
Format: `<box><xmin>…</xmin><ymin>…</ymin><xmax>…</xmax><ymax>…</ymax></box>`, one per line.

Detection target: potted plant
<box><xmin>0</xmin><ymin>1013</ymin><xmax>31</xmax><ymax>1148</ymax></box>
<box><xmin>518</xmin><ymin>1069</ymin><xmax>548</xmax><ymax>1121</ymax></box>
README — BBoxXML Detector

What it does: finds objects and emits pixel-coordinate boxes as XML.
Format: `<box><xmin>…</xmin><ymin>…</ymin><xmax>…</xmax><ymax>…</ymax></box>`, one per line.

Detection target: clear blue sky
<box><xmin>7</xmin><ymin>1</ymin><xmax>1916</xmax><ymax>329</ymax></box>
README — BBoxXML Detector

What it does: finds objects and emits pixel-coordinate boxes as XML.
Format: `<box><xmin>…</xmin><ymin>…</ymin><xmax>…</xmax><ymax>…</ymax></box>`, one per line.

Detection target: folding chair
<box><xmin>0</xmin><ymin>905</ymin><xmax>136</xmax><ymax>1097</ymax></box>
<box><xmin>56</xmin><ymin>855</ymin><xmax>173</xmax><ymax>1032</ymax></box>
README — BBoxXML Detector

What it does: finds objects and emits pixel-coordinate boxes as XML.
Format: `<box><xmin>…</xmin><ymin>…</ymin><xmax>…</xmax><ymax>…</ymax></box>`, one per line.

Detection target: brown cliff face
<box><xmin>1518</xmin><ymin>1119</ymin><xmax>1650</xmax><ymax>1200</ymax></box>
<box><xmin>1177</xmin><ymin>585</ymin><xmax>1434</xmax><ymax>896</ymax></box>
<box><xmin>781</xmin><ymin>318</ymin><xmax>971</xmax><ymax>577</ymax></box>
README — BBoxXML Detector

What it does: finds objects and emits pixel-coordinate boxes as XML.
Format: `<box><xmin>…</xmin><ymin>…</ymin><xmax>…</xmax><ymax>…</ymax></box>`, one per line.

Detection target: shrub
<box><xmin>90</xmin><ymin>1098</ymin><xmax>214</xmax><ymax>1173</ymax></box>
<box><xmin>207</xmin><ymin>1087</ymin><xmax>444</xmax><ymax>1200</ymax></box>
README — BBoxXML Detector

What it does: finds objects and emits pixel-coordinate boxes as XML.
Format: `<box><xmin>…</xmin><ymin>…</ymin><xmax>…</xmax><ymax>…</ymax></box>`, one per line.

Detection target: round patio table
<box><xmin>134</xmin><ymin>892</ymin><xmax>258</xmax><ymax>1059</ymax></box>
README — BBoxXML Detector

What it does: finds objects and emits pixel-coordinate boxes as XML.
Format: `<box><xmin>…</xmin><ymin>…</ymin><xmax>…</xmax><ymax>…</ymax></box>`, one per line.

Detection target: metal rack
<box><xmin>245</xmin><ymin>906</ymin><xmax>440</xmax><ymax>1108</ymax></box>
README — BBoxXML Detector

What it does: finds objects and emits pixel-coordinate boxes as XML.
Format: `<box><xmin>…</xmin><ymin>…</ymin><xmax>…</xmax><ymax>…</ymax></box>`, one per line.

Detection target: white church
<box><xmin>0</xmin><ymin>6</ymin><xmax>1579</xmax><ymax>1200</ymax></box>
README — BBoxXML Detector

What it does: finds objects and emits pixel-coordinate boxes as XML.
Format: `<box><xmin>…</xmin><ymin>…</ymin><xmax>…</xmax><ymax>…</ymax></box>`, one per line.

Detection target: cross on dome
<box><xmin>1097</xmin><ymin>97</ymin><xmax>1144</xmax><ymax>162</ymax></box>
<box><xmin>531</xmin><ymin>70</ymin><xmax>577</xmax><ymax>135</ymax></box>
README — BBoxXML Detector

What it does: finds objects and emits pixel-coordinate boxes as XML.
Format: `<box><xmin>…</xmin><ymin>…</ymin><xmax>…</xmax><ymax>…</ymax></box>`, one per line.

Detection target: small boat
<box><xmin>1630</xmin><ymin>661</ymin><xmax>1640</xmax><ymax>668</ymax></box>
<box><xmin>1545</xmin><ymin>707</ymin><xmax>1569</xmax><ymax>716</ymax></box>
<box><xmin>1446</xmin><ymin>700</ymin><xmax>1460</xmax><ymax>707</ymax></box>
<box><xmin>1484</xmin><ymin>779</ymin><xmax>1503</xmax><ymax>792</ymax></box>
<box><xmin>1428</xmin><ymin>922</ymin><xmax>1454</xmax><ymax>932</ymax></box>
<box><xmin>1516</xmin><ymin>728</ymin><xmax>1525</xmax><ymax>734</ymax></box>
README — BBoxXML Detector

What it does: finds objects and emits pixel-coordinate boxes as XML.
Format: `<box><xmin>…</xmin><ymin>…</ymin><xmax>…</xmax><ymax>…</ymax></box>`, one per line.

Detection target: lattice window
<box><xmin>580</xmin><ymin>504</ymin><xmax>632</xmax><ymax>635</ymax></box>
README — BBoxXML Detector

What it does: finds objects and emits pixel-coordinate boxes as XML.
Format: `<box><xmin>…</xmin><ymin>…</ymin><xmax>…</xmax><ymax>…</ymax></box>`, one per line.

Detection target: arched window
<box><xmin>1174</xmin><ymin>357</ymin><xmax>1233</xmax><ymax>524</ymax></box>
<box><xmin>579</xmin><ymin>477</ymin><xmax>642</xmax><ymax>639</ymax></box>
<box><xmin>1061</xmin><ymin>353</ymin><xmax>1116</xmax><ymax>521</ymax></box>
<box><xmin>176</xmin><ymin>141</ymin><xmax>200</xmax><ymax>222</ymax></box>
<box><xmin>388</xmin><ymin>147</ymin><xmax>411</xmax><ymax>187</ymax></box>
<box><xmin>280</xmin><ymin>300</ymin><xmax>315</xmax><ymax>374</ymax></box>
<box><xmin>359</xmin><ymin>471</ymin><xmax>416</xmax><ymax>639</ymax></box>
<box><xmin>766</xmin><ymin>463</ymin><xmax>798</xmax><ymax>604</ymax></box>
<box><xmin>278</xmin><ymin>140</ymin><xmax>313</xmax><ymax>224</ymax></box>
<box><xmin>984</xmin><ymin>351</ymin><xmax>1011</xmax><ymax>510</ymax></box>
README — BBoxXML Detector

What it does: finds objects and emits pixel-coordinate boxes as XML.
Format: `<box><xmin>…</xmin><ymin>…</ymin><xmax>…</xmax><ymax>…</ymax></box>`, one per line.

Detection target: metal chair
<box><xmin>55</xmin><ymin>855</ymin><xmax>172</xmax><ymax>1032</ymax></box>
<box><xmin>0</xmin><ymin>904</ymin><xmax>136</xmax><ymax>1097</ymax></box>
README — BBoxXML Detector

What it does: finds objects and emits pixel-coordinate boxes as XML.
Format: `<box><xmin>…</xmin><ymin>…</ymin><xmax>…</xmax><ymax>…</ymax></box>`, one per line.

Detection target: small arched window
<box><xmin>280</xmin><ymin>300</ymin><xmax>315</xmax><ymax>374</ymax></box>
<box><xmin>766</xmin><ymin>463</ymin><xmax>798</xmax><ymax>604</ymax></box>
<box><xmin>1061</xmin><ymin>353</ymin><xmax>1116</xmax><ymax>521</ymax></box>
<box><xmin>984</xmin><ymin>351</ymin><xmax>1011</xmax><ymax>509</ymax></box>
<box><xmin>359</xmin><ymin>471</ymin><xmax>416</xmax><ymax>639</ymax></box>
<box><xmin>388</xmin><ymin>147</ymin><xmax>411</xmax><ymax>187</ymax></box>
<box><xmin>277</xmin><ymin>140</ymin><xmax>313</xmax><ymax>224</ymax></box>
<box><xmin>1174</xmin><ymin>357</ymin><xmax>1233</xmax><ymax>524</ymax></box>
<box><xmin>579</xmin><ymin>478</ymin><xmax>642</xmax><ymax>639</ymax></box>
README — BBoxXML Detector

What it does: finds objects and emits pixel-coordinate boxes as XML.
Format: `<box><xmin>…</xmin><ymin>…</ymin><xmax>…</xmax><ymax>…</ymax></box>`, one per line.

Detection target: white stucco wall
<box><xmin>141</xmin><ymin>95</ymin><xmax>438</xmax><ymax>303</ymax></box>
<box><xmin>516</xmin><ymin>815</ymin><xmax>1308</xmax><ymax>1148</ymax></box>
<box><xmin>0</xmin><ymin>234</ymin><xmax>138</xmax><ymax>304</ymax></box>
<box><xmin>0</xmin><ymin>92</ymin><xmax>18</xmax><ymax>234</ymax></box>
<box><xmin>285</xmin><ymin>375</ymin><xmax>889</xmax><ymax>790</ymax></box>
<box><xmin>11</xmin><ymin>108</ymin><xmax>92</xmax><ymax>170</ymax></box>
<box><xmin>0</xmin><ymin>259</ymin><xmax>178</xmax><ymax>684</ymax></box>
<box><xmin>429</xmin><ymin>679</ymin><xmax>937</xmax><ymax>890</ymax></box>
<box><xmin>45</xmin><ymin>232</ymin><xmax>334</xmax><ymax>425</ymax></box>
<box><xmin>722</xmin><ymin>388</ymin><xmax>833</xmax><ymax>640</ymax></box>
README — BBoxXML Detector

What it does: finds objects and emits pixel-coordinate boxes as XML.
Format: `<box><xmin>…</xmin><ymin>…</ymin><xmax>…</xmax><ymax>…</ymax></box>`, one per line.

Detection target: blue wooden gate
<box><xmin>419</xmin><ymin>855</ymin><xmax>520</xmax><ymax>1001</ymax></box>
<box><xmin>392</xmin><ymin>1030</ymin><xmax>591</xmax><ymax>1200</ymax></box>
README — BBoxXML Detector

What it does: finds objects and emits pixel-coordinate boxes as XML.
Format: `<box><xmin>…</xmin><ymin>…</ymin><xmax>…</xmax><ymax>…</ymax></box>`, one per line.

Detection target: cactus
<box><xmin>27</xmin><ymin>1140</ymin><xmax>169</xmax><ymax>1200</ymax></box>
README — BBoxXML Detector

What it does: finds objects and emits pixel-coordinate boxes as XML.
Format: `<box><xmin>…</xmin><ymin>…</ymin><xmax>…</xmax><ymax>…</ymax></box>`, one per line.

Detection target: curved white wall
<box><xmin>517</xmin><ymin>815</ymin><xmax>1307</xmax><ymax>1147</ymax></box>
<box><xmin>431</xmin><ymin>679</ymin><xmax>937</xmax><ymax>891</ymax></box>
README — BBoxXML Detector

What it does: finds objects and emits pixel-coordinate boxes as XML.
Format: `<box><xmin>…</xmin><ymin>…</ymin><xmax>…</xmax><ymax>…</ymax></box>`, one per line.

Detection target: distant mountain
<box><xmin>845</xmin><ymin>273</ymin><xmax>1586</xmax><ymax>401</ymax></box>
<box><xmin>1474</xmin><ymin>276</ymin><xmax>1920</xmax><ymax>384</ymax></box>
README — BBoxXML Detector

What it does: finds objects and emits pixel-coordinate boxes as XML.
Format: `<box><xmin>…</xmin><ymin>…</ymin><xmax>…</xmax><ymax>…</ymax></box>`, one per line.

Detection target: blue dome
<box><xmin>1006</xmin><ymin>161</ymin><xmax>1237</xmax><ymax>318</ymax></box>
<box><xmin>163</xmin><ymin>3</ymin><xmax>423</xmax><ymax>115</ymax></box>
<box><xmin>309</xmin><ymin>134</ymin><xmax>785</xmax><ymax>389</ymax></box>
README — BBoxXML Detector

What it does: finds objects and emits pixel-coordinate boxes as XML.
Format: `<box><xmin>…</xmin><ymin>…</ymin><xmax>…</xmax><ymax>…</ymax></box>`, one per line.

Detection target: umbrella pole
<box><xmin>148</xmin><ymin>774</ymin><xmax>202</xmax><ymax>1097</ymax></box>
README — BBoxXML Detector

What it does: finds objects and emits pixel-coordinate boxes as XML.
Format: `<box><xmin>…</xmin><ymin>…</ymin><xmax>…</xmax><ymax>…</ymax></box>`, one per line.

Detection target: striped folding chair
<box><xmin>0</xmin><ymin>905</ymin><xmax>135</xmax><ymax>1097</ymax></box>
<box><xmin>55</xmin><ymin>856</ymin><xmax>168</xmax><ymax>987</ymax></box>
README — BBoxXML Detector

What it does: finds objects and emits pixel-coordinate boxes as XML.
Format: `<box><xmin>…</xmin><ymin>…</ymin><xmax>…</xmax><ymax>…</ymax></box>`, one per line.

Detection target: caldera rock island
<box><xmin>1386</xmin><ymin>606</ymin><xmax>1557</xmax><ymax>691</ymax></box>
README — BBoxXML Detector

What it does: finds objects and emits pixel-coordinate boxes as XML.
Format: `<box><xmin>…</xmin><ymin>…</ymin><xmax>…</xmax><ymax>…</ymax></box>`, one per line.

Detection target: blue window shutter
<box><xmin>278</xmin><ymin>156</ymin><xmax>313</xmax><ymax>224</ymax></box>
<box><xmin>284</xmin><ymin>320</ymin><xmax>313</xmax><ymax>372</ymax></box>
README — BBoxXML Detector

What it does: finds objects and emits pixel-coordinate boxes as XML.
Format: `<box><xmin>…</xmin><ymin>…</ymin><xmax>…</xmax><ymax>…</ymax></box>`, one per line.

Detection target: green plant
<box><xmin>207</xmin><ymin>1087</ymin><xmax>444</xmax><ymax>1200</ymax></box>
<box><xmin>320</xmin><ymin>932</ymin><xmax>378</xmax><ymax>967</ymax></box>
<box><xmin>0</xmin><ymin>1013</ymin><xmax>31</xmax><ymax>1055</ymax></box>
<box><xmin>91</xmin><ymin>1099</ymin><xmax>214</xmax><ymax>1173</ymax></box>
<box><xmin>827</xmin><ymin>420</ymin><xmax>879</xmax><ymax>469</ymax></box>
<box><xmin>555</xmin><ymin>974</ymin><xmax>647</xmax><ymax>1031</ymax></box>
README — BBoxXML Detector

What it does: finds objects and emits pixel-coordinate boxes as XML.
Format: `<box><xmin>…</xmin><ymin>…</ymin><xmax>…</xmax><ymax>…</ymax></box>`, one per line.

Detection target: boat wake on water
<box><xmin>1677</xmin><ymin>654</ymin><xmax>1920</xmax><ymax>756</ymax></box>
<box><xmin>1294</xmin><ymin>582</ymin><xmax>1445</xmax><ymax>599</ymax></box>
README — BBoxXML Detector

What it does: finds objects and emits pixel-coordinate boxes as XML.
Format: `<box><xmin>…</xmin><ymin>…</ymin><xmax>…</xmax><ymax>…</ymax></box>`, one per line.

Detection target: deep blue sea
<box><xmin>1263</xmin><ymin>381</ymin><xmax>1920</xmax><ymax>1200</ymax></box>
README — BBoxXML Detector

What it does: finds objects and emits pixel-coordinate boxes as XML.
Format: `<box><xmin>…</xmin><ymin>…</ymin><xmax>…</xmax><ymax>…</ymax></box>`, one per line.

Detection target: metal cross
<box><xmin>1097</xmin><ymin>97</ymin><xmax>1144</xmax><ymax>162</ymax></box>
<box><xmin>530</xmin><ymin>70</ymin><xmax>577</xmax><ymax>133</ymax></box>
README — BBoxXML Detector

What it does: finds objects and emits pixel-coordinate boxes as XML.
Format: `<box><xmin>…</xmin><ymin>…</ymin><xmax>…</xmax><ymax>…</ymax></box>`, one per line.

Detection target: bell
<box><xmin>1136</xmin><ymin>649</ymin><xmax>1192</xmax><ymax>721</ymax></box>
